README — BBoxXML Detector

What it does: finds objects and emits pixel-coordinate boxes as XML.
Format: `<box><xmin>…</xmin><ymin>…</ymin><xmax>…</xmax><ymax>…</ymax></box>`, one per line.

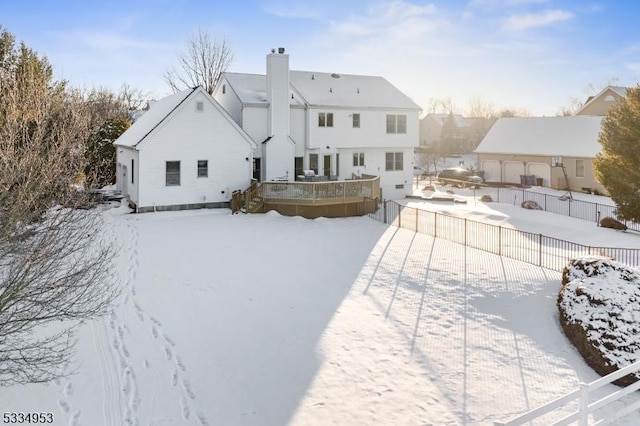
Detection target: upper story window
<box><xmin>166</xmin><ymin>161</ymin><xmax>181</xmax><ymax>186</ymax></box>
<box><xmin>318</xmin><ymin>112</ymin><xmax>333</xmax><ymax>127</ymax></box>
<box><xmin>197</xmin><ymin>160</ymin><xmax>208</xmax><ymax>178</ymax></box>
<box><xmin>353</xmin><ymin>152</ymin><xmax>365</xmax><ymax>167</ymax></box>
<box><xmin>576</xmin><ymin>159</ymin><xmax>585</xmax><ymax>178</ymax></box>
<box><xmin>352</xmin><ymin>113</ymin><xmax>360</xmax><ymax>128</ymax></box>
<box><xmin>385</xmin><ymin>152</ymin><xmax>403</xmax><ymax>171</ymax></box>
<box><xmin>386</xmin><ymin>114</ymin><xmax>406</xmax><ymax>134</ymax></box>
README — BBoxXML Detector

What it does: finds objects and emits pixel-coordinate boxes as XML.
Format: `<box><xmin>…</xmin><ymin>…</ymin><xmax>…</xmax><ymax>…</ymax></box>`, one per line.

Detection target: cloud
<box><xmin>504</xmin><ymin>9</ymin><xmax>573</xmax><ymax>31</ymax></box>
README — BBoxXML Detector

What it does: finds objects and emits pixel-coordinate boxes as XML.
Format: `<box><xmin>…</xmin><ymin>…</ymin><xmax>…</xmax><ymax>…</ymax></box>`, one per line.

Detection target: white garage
<box><xmin>481</xmin><ymin>160</ymin><xmax>501</xmax><ymax>182</ymax></box>
<box><xmin>527</xmin><ymin>163</ymin><xmax>550</xmax><ymax>186</ymax></box>
<box><xmin>503</xmin><ymin>161</ymin><xmax>525</xmax><ymax>184</ymax></box>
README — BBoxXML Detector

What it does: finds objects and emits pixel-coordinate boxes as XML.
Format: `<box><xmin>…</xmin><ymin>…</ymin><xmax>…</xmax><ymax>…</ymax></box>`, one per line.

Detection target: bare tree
<box><xmin>165</xmin><ymin>29</ymin><xmax>233</xmax><ymax>95</ymax></box>
<box><xmin>0</xmin><ymin>27</ymin><xmax>120</xmax><ymax>386</ymax></box>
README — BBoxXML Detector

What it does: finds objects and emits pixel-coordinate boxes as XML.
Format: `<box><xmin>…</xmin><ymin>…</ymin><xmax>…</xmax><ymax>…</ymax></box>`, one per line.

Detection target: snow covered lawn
<box><xmin>2</xmin><ymin>199</ymin><xmax>640</xmax><ymax>425</ymax></box>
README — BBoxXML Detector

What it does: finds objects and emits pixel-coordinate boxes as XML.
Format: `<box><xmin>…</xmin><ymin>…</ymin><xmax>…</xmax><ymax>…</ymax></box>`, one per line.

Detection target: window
<box><xmin>318</xmin><ymin>112</ymin><xmax>333</xmax><ymax>127</ymax></box>
<box><xmin>196</xmin><ymin>101</ymin><xmax>204</xmax><ymax>112</ymax></box>
<box><xmin>166</xmin><ymin>161</ymin><xmax>180</xmax><ymax>186</ymax></box>
<box><xmin>309</xmin><ymin>153</ymin><xmax>318</xmax><ymax>175</ymax></box>
<box><xmin>386</xmin><ymin>114</ymin><xmax>407</xmax><ymax>134</ymax></box>
<box><xmin>353</xmin><ymin>152</ymin><xmax>365</xmax><ymax>166</ymax></box>
<box><xmin>552</xmin><ymin>156</ymin><xmax>563</xmax><ymax>166</ymax></box>
<box><xmin>352</xmin><ymin>113</ymin><xmax>360</xmax><ymax>128</ymax></box>
<box><xmin>385</xmin><ymin>152</ymin><xmax>403</xmax><ymax>171</ymax></box>
<box><xmin>576</xmin><ymin>159</ymin><xmax>585</xmax><ymax>178</ymax></box>
<box><xmin>395</xmin><ymin>184</ymin><xmax>405</xmax><ymax>189</ymax></box>
<box><xmin>131</xmin><ymin>159</ymin><xmax>134</xmax><ymax>184</ymax></box>
<box><xmin>197</xmin><ymin>160</ymin><xmax>208</xmax><ymax>178</ymax></box>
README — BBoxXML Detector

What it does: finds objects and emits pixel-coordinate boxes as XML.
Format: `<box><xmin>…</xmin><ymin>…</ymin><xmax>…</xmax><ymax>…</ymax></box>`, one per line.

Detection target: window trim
<box><xmin>197</xmin><ymin>160</ymin><xmax>208</xmax><ymax>178</ymax></box>
<box><xmin>352</xmin><ymin>113</ymin><xmax>360</xmax><ymax>128</ymax></box>
<box><xmin>353</xmin><ymin>152</ymin><xmax>365</xmax><ymax>167</ymax></box>
<box><xmin>386</xmin><ymin>114</ymin><xmax>407</xmax><ymax>134</ymax></box>
<box><xmin>318</xmin><ymin>112</ymin><xmax>334</xmax><ymax>127</ymax></box>
<box><xmin>166</xmin><ymin>161</ymin><xmax>181</xmax><ymax>186</ymax></box>
<box><xmin>385</xmin><ymin>152</ymin><xmax>403</xmax><ymax>171</ymax></box>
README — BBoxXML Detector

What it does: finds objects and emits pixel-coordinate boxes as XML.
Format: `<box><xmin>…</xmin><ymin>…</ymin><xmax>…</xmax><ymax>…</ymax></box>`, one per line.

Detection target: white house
<box><xmin>213</xmin><ymin>47</ymin><xmax>421</xmax><ymax>200</ymax></box>
<box><xmin>114</xmin><ymin>86</ymin><xmax>256</xmax><ymax>212</ymax></box>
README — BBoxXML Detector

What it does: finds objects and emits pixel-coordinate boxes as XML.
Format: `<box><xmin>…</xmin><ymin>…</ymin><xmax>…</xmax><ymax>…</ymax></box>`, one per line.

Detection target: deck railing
<box><xmin>257</xmin><ymin>176</ymin><xmax>380</xmax><ymax>206</ymax></box>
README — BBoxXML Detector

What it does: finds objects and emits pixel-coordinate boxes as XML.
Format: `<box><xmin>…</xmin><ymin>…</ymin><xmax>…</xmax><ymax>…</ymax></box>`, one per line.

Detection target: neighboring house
<box><xmin>575</xmin><ymin>86</ymin><xmax>627</xmax><ymax>116</ymax></box>
<box><xmin>213</xmin><ymin>47</ymin><xmax>421</xmax><ymax>201</ymax></box>
<box><xmin>419</xmin><ymin>113</ymin><xmax>491</xmax><ymax>154</ymax></box>
<box><xmin>475</xmin><ymin>85</ymin><xmax>631</xmax><ymax>193</ymax></box>
<box><xmin>114</xmin><ymin>86</ymin><xmax>256</xmax><ymax>212</ymax></box>
<box><xmin>475</xmin><ymin>116</ymin><xmax>606</xmax><ymax>193</ymax></box>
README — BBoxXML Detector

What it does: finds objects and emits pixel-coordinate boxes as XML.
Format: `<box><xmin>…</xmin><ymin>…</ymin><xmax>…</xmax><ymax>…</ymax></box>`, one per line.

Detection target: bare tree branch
<box><xmin>164</xmin><ymin>28</ymin><xmax>233</xmax><ymax>95</ymax></box>
<box><xmin>0</xmin><ymin>27</ymin><xmax>120</xmax><ymax>386</ymax></box>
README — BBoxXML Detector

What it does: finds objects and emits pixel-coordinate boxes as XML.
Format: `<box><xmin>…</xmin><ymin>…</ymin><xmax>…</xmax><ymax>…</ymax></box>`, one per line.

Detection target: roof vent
<box><xmin>331</xmin><ymin>73</ymin><xmax>340</xmax><ymax>78</ymax></box>
<box><xmin>278</xmin><ymin>47</ymin><xmax>285</xmax><ymax>54</ymax></box>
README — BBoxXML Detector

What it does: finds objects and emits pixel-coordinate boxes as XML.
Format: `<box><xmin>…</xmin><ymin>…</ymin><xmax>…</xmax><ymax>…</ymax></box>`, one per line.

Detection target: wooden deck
<box><xmin>241</xmin><ymin>177</ymin><xmax>381</xmax><ymax>218</ymax></box>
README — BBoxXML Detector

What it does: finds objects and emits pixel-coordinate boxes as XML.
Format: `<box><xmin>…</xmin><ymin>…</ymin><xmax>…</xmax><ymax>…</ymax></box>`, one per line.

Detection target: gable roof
<box><xmin>114</xmin><ymin>88</ymin><xmax>195</xmax><ymax>148</ymax></box>
<box><xmin>475</xmin><ymin>116</ymin><xmax>604</xmax><ymax>158</ymax></box>
<box><xmin>575</xmin><ymin>85</ymin><xmax>629</xmax><ymax>115</ymax></box>
<box><xmin>222</xmin><ymin>70</ymin><xmax>420</xmax><ymax>110</ymax></box>
<box><xmin>114</xmin><ymin>87</ymin><xmax>256</xmax><ymax>150</ymax></box>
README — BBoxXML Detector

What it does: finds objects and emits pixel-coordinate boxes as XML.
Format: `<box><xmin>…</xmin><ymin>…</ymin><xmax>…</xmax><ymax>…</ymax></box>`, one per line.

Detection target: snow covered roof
<box><xmin>222</xmin><ymin>70</ymin><xmax>420</xmax><ymax>110</ymax></box>
<box><xmin>475</xmin><ymin>116</ymin><xmax>605</xmax><ymax>157</ymax></box>
<box><xmin>290</xmin><ymin>71</ymin><xmax>420</xmax><ymax>110</ymax></box>
<box><xmin>114</xmin><ymin>88</ymin><xmax>195</xmax><ymax>148</ymax></box>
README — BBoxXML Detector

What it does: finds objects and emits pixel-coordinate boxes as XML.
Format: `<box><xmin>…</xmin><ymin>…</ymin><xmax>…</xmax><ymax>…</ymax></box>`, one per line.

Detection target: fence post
<box><xmin>569</xmin><ymin>199</ymin><xmax>572</xmax><ymax>217</ymax></box>
<box><xmin>399</xmin><ymin>205</ymin><xmax>402</xmax><ymax>228</ymax></box>
<box><xmin>416</xmin><ymin>207</ymin><xmax>419</xmax><ymax>232</ymax></box>
<box><xmin>383</xmin><ymin>200</ymin><xmax>387</xmax><ymax>224</ymax></box>
<box><xmin>434</xmin><ymin>212</ymin><xmax>437</xmax><ymax>238</ymax></box>
<box><xmin>464</xmin><ymin>218</ymin><xmax>467</xmax><ymax>246</ymax></box>
<box><xmin>544</xmin><ymin>193</ymin><xmax>547</xmax><ymax>211</ymax></box>
<box><xmin>498</xmin><ymin>226</ymin><xmax>502</xmax><ymax>256</ymax></box>
<box><xmin>539</xmin><ymin>233</ymin><xmax>543</xmax><ymax>266</ymax></box>
<box><xmin>579</xmin><ymin>382</ymin><xmax>589</xmax><ymax>426</ymax></box>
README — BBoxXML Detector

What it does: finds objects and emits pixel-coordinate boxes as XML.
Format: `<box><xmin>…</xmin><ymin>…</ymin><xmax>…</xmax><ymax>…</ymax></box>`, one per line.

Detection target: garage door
<box><xmin>481</xmin><ymin>160</ymin><xmax>501</xmax><ymax>182</ymax></box>
<box><xmin>504</xmin><ymin>161</ymin><xmax>525</xmax><ymax>184</ymax></box>
<box><xmin>528</xmin><ymin>163</ymin><xmax>550</xmax><ymax>186</ymax></box>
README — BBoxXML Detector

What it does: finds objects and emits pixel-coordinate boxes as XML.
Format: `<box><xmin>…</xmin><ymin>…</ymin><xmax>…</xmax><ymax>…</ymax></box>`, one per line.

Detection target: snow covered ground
<box><xmin>2</xmin><ymin>192</ymin><xmax>640</xmax><ymax>425</ymax></box>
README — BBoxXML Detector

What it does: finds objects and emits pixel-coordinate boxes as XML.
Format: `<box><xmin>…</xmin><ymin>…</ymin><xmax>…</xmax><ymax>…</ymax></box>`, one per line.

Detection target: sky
<box><xmin>2</xmin><ymin>0</ymin><xmax>639</xmax><ymax>116</ymax></box>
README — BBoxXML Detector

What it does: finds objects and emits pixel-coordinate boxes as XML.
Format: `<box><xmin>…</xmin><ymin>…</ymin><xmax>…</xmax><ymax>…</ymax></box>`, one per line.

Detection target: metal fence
<box><xmin>368</xmin><ymin>200</ymin><xmax>640</xmax><ymax>271</ymax></box>
<box><xmin>481</xmin><ymin>187</ymin><xmax>640</xmax><ymax>232</ymax></box>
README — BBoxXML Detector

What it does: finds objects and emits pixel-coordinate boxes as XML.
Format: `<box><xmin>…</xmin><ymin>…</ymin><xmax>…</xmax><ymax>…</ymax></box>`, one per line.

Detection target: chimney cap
<box><xmin>278</xmin><ymin>47</ymin><xmax>285</xmax><ymax>54</ymax></box>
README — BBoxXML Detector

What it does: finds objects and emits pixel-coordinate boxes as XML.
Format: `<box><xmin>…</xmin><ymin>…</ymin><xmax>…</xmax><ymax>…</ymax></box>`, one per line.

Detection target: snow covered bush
<box><xmin>558</xmin><ymin>256</ymin><xmax>640</xmax><ymax>386</ymax></box>
<box><xmin>521</xmin><ymin>200</ymin><xmax>542</xmax><ymax>210</ymax></box>
<box><xmin>599</xmin><ymin>216</ymin><xmax>627</xmax><ymax>231</ymax></box>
